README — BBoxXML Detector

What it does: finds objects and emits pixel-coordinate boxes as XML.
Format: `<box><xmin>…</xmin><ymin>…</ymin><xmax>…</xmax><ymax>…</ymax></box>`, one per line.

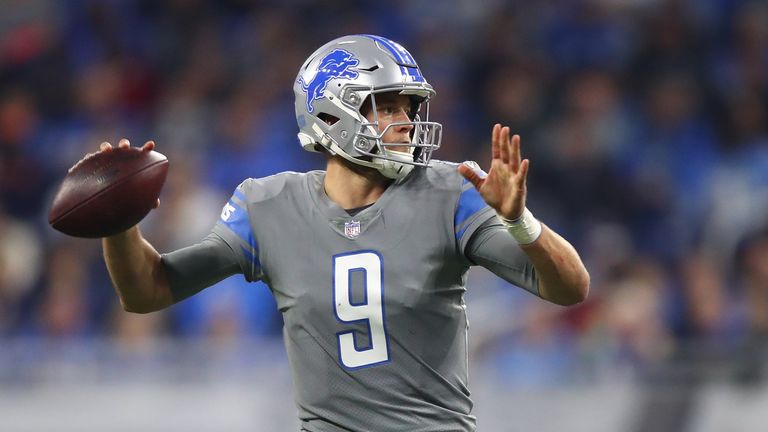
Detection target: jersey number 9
<box><xmin>333</xmin><ymin>251</ymin><xmax>390</xmax><ymax>369</ymax></box>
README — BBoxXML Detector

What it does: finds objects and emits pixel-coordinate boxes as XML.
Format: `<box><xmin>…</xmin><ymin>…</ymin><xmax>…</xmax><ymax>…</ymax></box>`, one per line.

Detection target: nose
<box><xmin>393</xmin><ymin>108</ymin><xmax>414</xmax><ymax>133</ymax></box>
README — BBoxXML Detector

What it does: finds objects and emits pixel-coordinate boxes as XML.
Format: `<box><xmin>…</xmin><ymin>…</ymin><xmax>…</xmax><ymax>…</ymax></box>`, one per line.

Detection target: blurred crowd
<box><xmin>1</xmin><ymin>0</ymin><xmax>767</xmax><ymax>394</ymax></box>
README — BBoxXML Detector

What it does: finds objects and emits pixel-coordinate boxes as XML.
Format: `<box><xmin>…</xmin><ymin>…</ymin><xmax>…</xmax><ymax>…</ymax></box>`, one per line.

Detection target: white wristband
<box><xmin>499</xmin><ymin>207</ymin><xmax>542</xmax><ymax>245</ymax></box>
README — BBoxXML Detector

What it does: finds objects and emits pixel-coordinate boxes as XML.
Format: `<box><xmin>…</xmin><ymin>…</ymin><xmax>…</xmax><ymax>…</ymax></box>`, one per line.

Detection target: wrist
<box><xmin>499</xmin><ymin>207</ymin><xmax>542</xmax><ymax>245</ymax></box>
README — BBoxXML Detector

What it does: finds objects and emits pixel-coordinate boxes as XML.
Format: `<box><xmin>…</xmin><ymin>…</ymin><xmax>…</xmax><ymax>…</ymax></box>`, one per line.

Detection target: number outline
<box><xmin>332</xmin><ymin>250</ymin><xmax>391</xmax><ymax>370</ymax></box>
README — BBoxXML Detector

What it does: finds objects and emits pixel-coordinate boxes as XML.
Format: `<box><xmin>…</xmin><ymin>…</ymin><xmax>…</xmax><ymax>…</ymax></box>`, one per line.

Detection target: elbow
<box><xmin>114</xmin><ymin>276</ymin><xmax>173</xmax><ymax>314</ymax></box>
<box><xmin>120</xmin><ymin>300</ymin><xmax>150</xmax><ymax>314</ymax></box>
<box><xmin>559</xmin><ymin>280</ymin><xmax>590</xmax><ymax>306</ymax></box>
<box><xmin>543</xmin><ymin>270</ymin><xmax>591</xmax><ymax>306</ymax></box>
<box><xmin>119</xmin><ymin>297</ymin><xmax>162</xmax><ymax>314</ymax></box>
<box><xmin>561</xmin><ymin>271</ymin><xmax>591</xmax><ymax>306</ymax></box>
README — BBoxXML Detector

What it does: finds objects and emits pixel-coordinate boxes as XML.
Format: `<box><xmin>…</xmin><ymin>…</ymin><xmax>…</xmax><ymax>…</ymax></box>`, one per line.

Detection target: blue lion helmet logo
<box><xmin>299</xmin><ymin>49</ymin><xmax>360</xmax><ymax>113</ymax></box>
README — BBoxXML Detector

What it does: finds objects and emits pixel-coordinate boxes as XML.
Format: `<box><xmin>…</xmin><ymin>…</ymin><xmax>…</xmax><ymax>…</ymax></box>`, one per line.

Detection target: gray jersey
<box><xmin>165</xmin><ymin>161</ymin><xmax>539</xmax><ymax>432</ymax></box>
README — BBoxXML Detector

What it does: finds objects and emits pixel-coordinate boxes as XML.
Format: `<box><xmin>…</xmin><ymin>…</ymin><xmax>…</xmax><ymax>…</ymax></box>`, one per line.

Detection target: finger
<box><xmin>499</xmin><ymin>126</ymin><xmax>511</xmax><ymax>165</ymax></box>
<box><xmin>517</xmin><ymin>158</ymin><xmax>530</xmax><ymax>188</ymax></box>
<box><xmin>142</xmin><ymin>140</ymin><xmax>155</xmax><ymax>152</ymax></box>
<box><xmin>458</xmin><ymin>164</ymin><xmax>485</xmax><ymax>190</ymax></box>
<box><xmin>100</xmin><ymin>142</ymin><xmax>112</xmax><ymax>152</ymax></box>
<box><xmin>153</xmin><ymin>198</ymin><xmax>161</xmax><ymax>209</ymax></box>
<box><xmin>510</xmin><ymin>134</ymin><xmax>521</xmax><ymax>172</ymax></box>
<box><xmin>491</xmin><ymin>124</ymin><xmax>501</xmax><ymax>160</ymax></box>
<box><xmin>118</xmin><ymin>138</ymin><xmax>130</xmax><ymax>148</ymax></box>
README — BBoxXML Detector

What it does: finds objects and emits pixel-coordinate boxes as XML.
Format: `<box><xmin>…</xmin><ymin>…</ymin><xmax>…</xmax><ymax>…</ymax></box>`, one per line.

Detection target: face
<box><xmin>361</xmin><ymin>93</ymin><xmax>414</xmax><ymax>153</ymax></box>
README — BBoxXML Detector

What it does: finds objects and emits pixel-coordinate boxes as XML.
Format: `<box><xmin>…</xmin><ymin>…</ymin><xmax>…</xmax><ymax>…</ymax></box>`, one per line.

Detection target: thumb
<box><xmin>458</xmin><ymin>164</ymin><xmax>485</xmax><ymax>189</ymax></box>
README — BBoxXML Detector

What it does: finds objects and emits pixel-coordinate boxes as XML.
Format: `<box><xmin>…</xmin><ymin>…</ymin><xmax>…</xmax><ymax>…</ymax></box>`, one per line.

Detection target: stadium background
<box><xmin>1</xmin><ymin>0</ymin><xmax>767</xmax><ymax>430</ymax></box>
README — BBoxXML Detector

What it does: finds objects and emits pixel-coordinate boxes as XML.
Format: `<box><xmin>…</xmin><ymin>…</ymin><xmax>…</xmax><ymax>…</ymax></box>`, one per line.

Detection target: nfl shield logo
<box><xmin>344</xmin><ymin>220</ymin><xmax>361</xmax><ymax>239</ymax></box>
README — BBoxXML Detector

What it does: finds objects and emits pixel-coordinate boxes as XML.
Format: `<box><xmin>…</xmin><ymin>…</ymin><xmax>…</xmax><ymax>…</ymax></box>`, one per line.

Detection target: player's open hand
<box><xmin>458</xmin><ymin>124</ymin><xmax>529</xmax><ymax>220</ymax></box>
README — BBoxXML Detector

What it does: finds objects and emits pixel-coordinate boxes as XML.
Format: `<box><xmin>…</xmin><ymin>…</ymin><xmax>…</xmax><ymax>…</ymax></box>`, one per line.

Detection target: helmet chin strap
<box><xmin>373</xmin><ymin>150</ymin><xmax>414</xmax><ymax>180</ymax></box>
<box><xmin>327</xmin><ymin>138</ymin><xmax>414</xmax><ymax>180</ymax></box>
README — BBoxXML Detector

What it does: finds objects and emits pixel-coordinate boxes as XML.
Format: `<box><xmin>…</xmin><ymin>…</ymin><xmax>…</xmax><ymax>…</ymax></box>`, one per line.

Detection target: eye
<box><xmin>378</xmin><ymin>105</ymin><xmax>396</xmax><ymax>115</ymax></box>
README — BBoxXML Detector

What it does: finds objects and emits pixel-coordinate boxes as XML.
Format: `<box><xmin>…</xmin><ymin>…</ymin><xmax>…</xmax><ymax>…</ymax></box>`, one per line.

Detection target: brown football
<box><xmin>48</xmin><ymin>146</ymin><xmax>169</xmax><ymax>238</ymax></box>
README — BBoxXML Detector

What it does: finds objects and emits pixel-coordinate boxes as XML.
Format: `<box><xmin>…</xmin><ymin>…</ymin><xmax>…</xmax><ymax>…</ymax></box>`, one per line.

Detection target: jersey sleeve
<box><xmin>210</xmin><ymin>180</ymin><xmax>263</xmax><ymax>282</ymax></box>
<box><xmin>466</xmin><ymin>217</ymin><xmax>540</xmax><ymax>297</ymax></box>
<box><xmin>161</xmin><ymin>233</ymin><xmax>243</xmax><ymax>302</ymax></box>
<box><xmin>454</xmin><ymin>178</ymin><xmax>497</xmax><ymax>255</ymax></box>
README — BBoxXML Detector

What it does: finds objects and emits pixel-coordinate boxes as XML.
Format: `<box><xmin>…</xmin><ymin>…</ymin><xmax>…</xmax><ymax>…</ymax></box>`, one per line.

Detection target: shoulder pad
<box><xmin>238</xmin><ymin>171</ymin><xmax>306</xmax><ymax>204</ymax></box>
<box><xmin>420</xmin><ymin>160</ymin><xmax>472</xmax><ymax>192</ymax></box>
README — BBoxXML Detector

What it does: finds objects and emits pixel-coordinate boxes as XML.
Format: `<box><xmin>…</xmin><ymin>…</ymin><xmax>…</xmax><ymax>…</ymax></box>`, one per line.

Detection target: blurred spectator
<box><xmin>616</xmin><ymin>69</ymin><xmax>719</xmax><ymax>259</ymax></box>
<box><xmin>0</xmin><ymin>89</ymin><xmax>52</xmax><ymax>218</ymax></box>
<box><xmin>0</xmin><ymin>209</ymin><xmax>42</xmax><ymax>334</ymax></box>
<box><xmin>740</xmin><ymin>231</ymin><xmax>768</xmax><ymax>339</ymax></box>
<box><xmin>532</xmin><ymin>69</ymin><xmax>630</xmax><ymax>241</ymax></box>
<box><xmin>585</xmin><ymin>258</ymin><xmax>673</xmax><ymax>367</ymax></box>
<box><xmin>732</xmin><ymin>229</ymin><xmax>768</xmax><ymax>387</ymax></box>
<box><xmin>487</xmin><ymin>300</ymin><xmax>577</xmax><ymax>387</ymax></box>
<box><xmin>35</xmin><ymin>241</ymin><xmax>92</xmax><ymax>339</ymax></box>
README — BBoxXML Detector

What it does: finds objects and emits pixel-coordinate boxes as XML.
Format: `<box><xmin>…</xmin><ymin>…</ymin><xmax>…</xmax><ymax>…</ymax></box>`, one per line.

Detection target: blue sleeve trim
<box><xmin>233</xmin><ymin>188</ymin><xmax>246</xmax><ymax>203</ymax></box>
<box><xmin>220</xmin><ymin>199</ymin><xmax>259</xmax><ymax>260</ymax></box>
<box><xmin>455</xmin><ymin>187</ymin><xmax>489</xmax><ymax>240</ymax></box>
<box><xmin>240</xmin><ymin>245</ymin><xmax>261</xmax><ymax>269</ymax></box>
<box><xmin>221</xmin><ymin>201</ymin><xmax>249</xmax><ymax>241</ymax></box>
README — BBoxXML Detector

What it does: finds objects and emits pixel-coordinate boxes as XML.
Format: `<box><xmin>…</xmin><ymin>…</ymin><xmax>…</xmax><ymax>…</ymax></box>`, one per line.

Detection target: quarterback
<box><xmin>100</xmin><ymin>35</ymin><xmax>589</xmax><ymax>431</ymax></box>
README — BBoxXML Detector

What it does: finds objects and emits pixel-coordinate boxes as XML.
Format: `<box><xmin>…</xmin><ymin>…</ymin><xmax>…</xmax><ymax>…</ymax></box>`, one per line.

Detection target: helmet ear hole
<box><xmin>408</xmin><ymin>95</ymin><xmax>424</xmax><ymax>120</ymax></box>
<box><xmin>359</xmin><ymin>96</ymin><xmax>373</xmax><ymax>119</ymax></box>
<box><xmin>318</xmin><ymin>113</ymin><xmax>340</xmax><ymax>126</ymax></box>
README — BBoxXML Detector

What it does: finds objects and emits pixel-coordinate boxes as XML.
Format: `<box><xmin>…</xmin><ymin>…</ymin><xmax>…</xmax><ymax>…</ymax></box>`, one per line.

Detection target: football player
<box><xmin>99</xmin><ymin>35</ymin><xmax>589</xmax><ymax>431</ymax></box>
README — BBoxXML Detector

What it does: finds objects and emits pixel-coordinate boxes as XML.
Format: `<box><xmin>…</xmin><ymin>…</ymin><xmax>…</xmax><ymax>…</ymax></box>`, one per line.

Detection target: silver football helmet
<box><xmin>294</xmin><ymin>34</ymin><xmax>442</xmax><ymax>179</ymax></box>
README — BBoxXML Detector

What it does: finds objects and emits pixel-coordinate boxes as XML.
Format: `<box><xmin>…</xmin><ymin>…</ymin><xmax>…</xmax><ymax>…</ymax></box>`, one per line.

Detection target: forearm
<box><xmin>102</xmin><ymin>226</ymin><xmax>174</xmax><ymax>313</ymax></box>
<box><xmin>520</xmin><ymin>224</ymin><xmax>590</xmax><ymax>306</ymax></box>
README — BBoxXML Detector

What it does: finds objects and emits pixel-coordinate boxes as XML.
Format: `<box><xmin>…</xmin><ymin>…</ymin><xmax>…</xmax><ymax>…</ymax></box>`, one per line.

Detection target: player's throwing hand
<box><xmin>458</xmin><ymin>124</ymin><xmax>529</xmax><ymax>220</ymax></box>
<box><xmin>97</xmin><ymin>139</ymin><xmax>160</xmax><ymax>209</ymax></box>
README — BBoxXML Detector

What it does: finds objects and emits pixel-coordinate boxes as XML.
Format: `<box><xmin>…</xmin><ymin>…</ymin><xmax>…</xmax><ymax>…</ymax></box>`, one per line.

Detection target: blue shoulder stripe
<box><xmin>455</xmin><ymin>187</ymin><xmax>488</xmax><ymax>240</ymax></box>
<box><xmin>220</xmin><ymin>198</ymin><xmax>259</xmax><ymax>257</ymax></box>
<box><xmin>233</xmin><ymin>188</ymin><xmax>246</xmax><ymax>203</ymax></box>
